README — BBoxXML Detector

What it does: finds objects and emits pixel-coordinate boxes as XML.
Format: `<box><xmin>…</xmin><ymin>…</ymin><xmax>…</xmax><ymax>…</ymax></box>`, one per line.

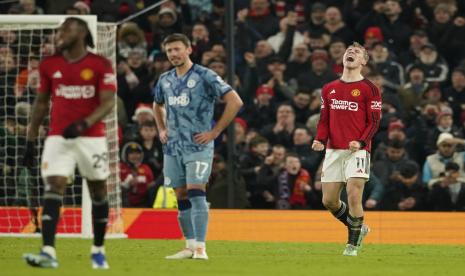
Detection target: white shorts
<box><xmin>321</xmin><ymin>149</ymin><xmax>370</xmax><ymax>183</ymax></box>
<box><xmin>41</xmin><ymin>136</ymin><xmax>110</xmax><ymax>181</ymax></box>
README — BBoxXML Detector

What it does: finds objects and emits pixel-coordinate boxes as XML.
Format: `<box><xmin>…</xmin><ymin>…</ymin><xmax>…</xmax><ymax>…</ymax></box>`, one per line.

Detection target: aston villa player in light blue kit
<box><xmin>153</xmin><ymin>33</ymin><xmax>243</xmax><ymax>260</ymax></box>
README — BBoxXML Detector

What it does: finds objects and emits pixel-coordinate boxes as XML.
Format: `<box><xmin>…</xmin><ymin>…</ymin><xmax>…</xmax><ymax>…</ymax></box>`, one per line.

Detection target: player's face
<box><xmin>55</xmin><ymin>21</ymin><xmax>83</xmax><ymax>51</ymax></box>
<box><xmin>164</xmin><ymin>41</ymin><xmax>192</xmax><ymax>67</ymax></box>
<box><xmin>343</xmin><ymin>46</ymin><xmax>367</xmax><ymax>69</ymax></box>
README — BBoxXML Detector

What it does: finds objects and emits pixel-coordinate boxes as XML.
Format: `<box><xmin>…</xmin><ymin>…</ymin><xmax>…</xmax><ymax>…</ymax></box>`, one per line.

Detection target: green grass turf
<box><xmin>1</xmin><ymin>238</ymin><xmax>464</xmax><ymax>276</ymax></box>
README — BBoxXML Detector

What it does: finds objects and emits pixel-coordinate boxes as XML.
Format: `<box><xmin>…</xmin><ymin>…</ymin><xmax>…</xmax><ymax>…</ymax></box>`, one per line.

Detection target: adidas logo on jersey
<box><xmin>53</xmin><ymin>71</ymin><xmax>62</xmax><ymax>78</ymax></box>
<box><xmin>329</xmin><ymin>89</ymin><xmax>336</xmax><ymax>94</ymax></box>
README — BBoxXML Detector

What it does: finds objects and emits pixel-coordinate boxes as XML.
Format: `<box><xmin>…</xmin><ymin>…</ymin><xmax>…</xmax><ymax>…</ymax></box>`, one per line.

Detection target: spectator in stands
<box><xmin>356</xmin><ymin>0</ymin><xmax>411</xmax><ymax>55</ymax></box>
<box><xmin>137</xmin><ymin>120</ymin><xmax>163</xmax><ymax>177</ymax></box>
<box><xmin>363</xmin><ymin>26</ymin><xmax>384</xmax><ymax>50</ymax></box>
<box><xmin>0</xmin><ymin>54</ymin><xmax>16</xmax><ymax>119</ymax></box>
<box><xmin>328</xmin><ymin>38</ymin><xmax>346</xmax><ymax>77</ymax></box>
<box><xmin>120</xmin><ymin>142</ymin><xmax>155</xmax><ymax>207</ymax></box>
<box><xmin>372</xmin><ymin>120</ymin><xmax>414</xmax><ymax>162</ymax></box>
<box><xmin>117</xmin><ymin>50</ymin><xmax>152</xmax><ymax>118</ymax></box>
<box><xmin>398</xmin><ymin>64</ymin><xmax>429</xmax><ymax>121</ymax></box>
<box><xmin>428</xmin><ymin>4</ymin><xmax>455</xmax><ymax>63</ymax></box>
<box><xmin>190</xmin><ymin>22</ymin><xmax>212</xmax><ymax>63</ymax></box>
<box><xmin>207</xmin><ymin>154</ymin><xmax>248</xmax><ymax>209</ymax></box>
<box><xmin>72</xmin><ymin>1</ymin><xmax>91</xmax><ymax>15</ymax></box>
<box><xmin>299</xmin><ymin>2</ymin><xmax>326</xmax><ymax>34</ymax></box>
<box><xmin>428</xmin><ymin>162</ymin><xmax>465</xmax><ymax>211</ymax></box>
<box><xmin>261</xmin><ymin>103</ymin><xmax>298</xmax><ymax>148</ymax></box>
<box><xmin>151</xmin><ymin>7</ymin><xmax>182</xmax><ymax>51</ymax></box>
<box><xmin>382</xmin><ymin>160</ymin><xmax>427</xmax><ymax>211</ymax></box>
<box><xmin>15</xmin><ymin>54</ymin><xmax>39</xmax><ymax>100</ymax></box>
<box><xmin>291</xmin><ymin>126</ymin><xmax>323</xmax><ymax>178</ymax></box>
<box><xmin>286</xmin><ymin>42</ymin><xmax>310</xmax><ymax>79</ymax></box>
<box><xmin>369</xmin><ymin>42</ymin><xmax>404</xmax><ymax>91</ymax></box>
<box><xmin>290</xmin><ymin>90</ymin><xmax>312</xmax><ymax>125</ymax></box>
<box><xmin>423</xmin><ymin>133</ymin><xmax>465</xmax><ymax>188</ymax></box>
<box><xmin>266</xmin><ymin>12</ymin><xmax>303</xmax><ymax>58</ymax></box>
<box><xmin>117</xmin><ymin>22</ymin><xmax>147</xmax><ymax>60</ymax></box>
<box><xmin>124</xmin><ymin>104</ymin><xmax>155</xmax><ymax>142</ymax></box>
<box><xmin>16</xmin><ymin>0</ymin><xmax>44</xmax><ymax>15</ymax></box>
<box><xmin>243</xmin><ymin>85</ymin><xmax>276</xmax><ymax>130</ymax></box>
<box><xmin>323</xmin><ymin>6</ymin><xmax>354</xmax><ymax>45</ymax></box>
<box><xmin>239</xmin><ymin>135</ymin><xmax>270</xmax><ymax>208</ymax></box>
<box><xmin>296</xmin><ymin>49</ymin><xmax>336</xmax><ymax>92</ymax></box>
<box><xmin>91</xmin><ymin>0</ymin><xmax>136</xmax><ymax>22</ymax></box>
<box><xmin>235</xmin><ymin>0</ymin><xmax>279</xmax><ymax>52</ymax></box>
<box><xmin>275</xmin><ymin>153</ymin><xmax>318</xmax><ymax>209</ymax></box>
<box><xmin>442</xmin><ymin>67</ymin><xmax>465</xmax><ymax>124</ymax></box>
<box><xmin>424</xmin><ymin>108</ymin><xmax>463</xmax><ymax>155</ymax></box>
<box><xmin>263</xmin><ymin>56</ymin><xmax>295</xmax><ymax>102</ymax></box>
<box><xmin>305</xmin><ymin>31</ymin><xmax>330</xmax><ymax>51</ymax></box>
<box><xmin>148</xmin><ymin>52</ymin><xmax>171</xmax><ymax>84</ymax></box>
<box><xmin>398</xmin><ymin>30</ymin><xmax>429</xmax><ymax>67</ymax></box>
<box><xmin>407</xmin><ymin>43</ymin><xmax>449</xmax><ymax>83</ymax></box>
<box><xmin>373</xmin><ymin>139</ymin><xmax>412</xmax><ymax>187</ymax></box>
<box><xmin>257</xmin><ymin>144</ymin><xmax>287</xmax><ymax>208</ymax></box>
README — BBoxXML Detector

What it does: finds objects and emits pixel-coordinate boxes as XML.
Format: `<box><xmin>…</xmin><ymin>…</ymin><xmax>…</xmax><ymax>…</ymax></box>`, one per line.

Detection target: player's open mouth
<box><xmin>346</xmin><ymin>57</ymin><xmax>354</xmax><ymax>62</ymax></box>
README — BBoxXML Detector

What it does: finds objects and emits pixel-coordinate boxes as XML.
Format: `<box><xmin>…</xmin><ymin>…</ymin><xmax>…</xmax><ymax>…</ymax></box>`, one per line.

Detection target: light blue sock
<box><xmin>188</xmin><ymin>189</ymin><xmax>209</xmax><ymax>242</ymax></box>
<box><xmin>177</xmin><ymin>199</ymin><xmax>194</xmax><ymax>240</ymax></box>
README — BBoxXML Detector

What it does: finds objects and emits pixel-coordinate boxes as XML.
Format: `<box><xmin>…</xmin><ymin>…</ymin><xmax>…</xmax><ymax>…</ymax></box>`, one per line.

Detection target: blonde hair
<box><xmin>350</xmin><ymin>42</ymin><xmax>369</xmax><ymax>62</ymax></box>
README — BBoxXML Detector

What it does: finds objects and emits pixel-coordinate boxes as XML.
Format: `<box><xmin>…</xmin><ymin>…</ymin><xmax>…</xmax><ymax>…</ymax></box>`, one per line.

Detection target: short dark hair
<box><xmin>399</xmin><ymin>161</ymin><xmax>419</xmax><ymax>178</ymax></box>
<box><xmin>63</xmin><ymin>17</ymin><xmax>94</xmax><ymax>48</ymax></box>
<box><xmin>250</xmin><ymin>135</ymin><xmax>268</xmax><ymax>149</ymax></box>
<box><xmin>285</xmin><ymin>152</ymin><xmax>300</xmax><ymax>160</ymax></box>
<box><xmin>445</xmin><ymin>162</ymin><xmax>460</xmax><ymax>172</ymax></box>
<box><xmin>162</xmin><ymin>33</ymin><xmax>191</xmax><ymax>48</ymax></box>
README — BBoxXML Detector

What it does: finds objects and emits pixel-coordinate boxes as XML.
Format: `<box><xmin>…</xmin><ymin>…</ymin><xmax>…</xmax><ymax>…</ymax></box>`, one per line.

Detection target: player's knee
<box><xmin>322</xmin><ymin>197</ymin><xmax>339</xmax><ymax>210</ymax></box>
<box><xmin>45</xmin><ymin>176</ymin><xmax>67</xmax><ymax>195</ymax></box>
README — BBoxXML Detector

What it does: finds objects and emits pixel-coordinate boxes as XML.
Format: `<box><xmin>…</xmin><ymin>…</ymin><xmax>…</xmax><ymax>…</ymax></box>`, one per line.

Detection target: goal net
<box><xmin>0</xmin><ymin>15</ymin><xmax>124</xmax><ymax>237</ymax></box>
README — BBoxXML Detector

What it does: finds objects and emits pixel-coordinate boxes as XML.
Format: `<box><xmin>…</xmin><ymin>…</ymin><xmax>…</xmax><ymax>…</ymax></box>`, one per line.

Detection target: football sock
<box><xmin>92</xmin><ymin>199</ymin><xmax>109</xmax><ymax>247</ymax></box>
<box><xmin>188</xmin><ymin>189</ymin><xmax>209</xmax><ymax>244</ymax></box>
<box><xmin>177</xmin><ymin>199</ymin><xmax>195</xmax><ymax>243</ymax></box>
<box><xmin>331</xmin><ymin>201</ymin><xmax>349</xmax><ymax>226</ymax></box>
<box><xmin>41</xmin><ymin>192</ymin><xmax>62</xmax><ymax>248</ymax></box>
<box><xmin>346</xmin><ymin>214</ymin><xmax>363</xmax><ymax>246</ymax></box>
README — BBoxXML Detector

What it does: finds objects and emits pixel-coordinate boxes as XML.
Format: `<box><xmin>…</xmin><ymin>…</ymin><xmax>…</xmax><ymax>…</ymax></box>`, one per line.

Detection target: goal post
<box><xmin>0</xmin><ymin>15</ymin><xmax>125</xmax><ymax>238</ymax></box>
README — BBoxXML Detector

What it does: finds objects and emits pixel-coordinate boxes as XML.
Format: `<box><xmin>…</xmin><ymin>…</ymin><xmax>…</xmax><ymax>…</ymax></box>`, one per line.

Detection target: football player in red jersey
<box><xmin>23</xmin><ymin>17</ymin><xmax>116</xmax><ymax>269</ymax></box>
<box><xmin>312</xmin><ymin>42</ymin><xmax>382</xmax><ymax>256</ymax></box>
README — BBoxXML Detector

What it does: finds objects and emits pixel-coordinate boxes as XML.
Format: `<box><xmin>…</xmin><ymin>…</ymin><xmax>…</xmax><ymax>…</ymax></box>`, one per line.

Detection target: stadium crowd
<box><xmin>1</xmin><ymin>0</ymin><xmax>465</xmax><ymax>211</ymax></box>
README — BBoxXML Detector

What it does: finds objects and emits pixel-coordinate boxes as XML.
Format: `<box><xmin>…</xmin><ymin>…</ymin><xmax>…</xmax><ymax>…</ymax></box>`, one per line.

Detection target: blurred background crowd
<box><xmin>1</xmin><ymin>0</ymin><xmax>465</xmax><ymax>212</ymax></box>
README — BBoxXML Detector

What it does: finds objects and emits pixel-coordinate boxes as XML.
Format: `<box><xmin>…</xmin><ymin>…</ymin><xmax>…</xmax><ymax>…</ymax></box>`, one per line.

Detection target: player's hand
<box><xmin>194</xmin><ymin>130</ymin><xmax>219</xmax><ymax>145</ymax></box>
<box><xmin>63</xmin><ymin>120</ymin><xmax>89</xmax><ymax>139</ymax></box>
<box><xmin>159</xmin><ymin>129</ymin><xmax>168</xmax><ymax>144</ymax></box>
<box><xmin>22</xmin><ymin>140</ymin><xmax>35</xmax><ymax>168</ymax></box>
<box><xmin>311</xmin><ymin>140</ymin><xmax>325</xmax><ymax>151</ymax></box>
<box><xmin>348</xmin><ymin>140</ymin><xmax>362</xmax><ymax>152</ymax></box>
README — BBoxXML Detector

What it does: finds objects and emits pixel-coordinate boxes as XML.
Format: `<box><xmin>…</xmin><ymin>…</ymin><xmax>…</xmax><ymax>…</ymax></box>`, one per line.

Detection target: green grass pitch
<box><xmin>1</xmin><ymin>238</ymin><xmax>464</xmax><ymax>276</ymax></box>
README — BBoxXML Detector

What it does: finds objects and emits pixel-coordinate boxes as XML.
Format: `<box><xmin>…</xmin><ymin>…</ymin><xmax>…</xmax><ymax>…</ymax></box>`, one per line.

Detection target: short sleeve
<box><xmin>97</xmin><ymin>58</ymin><xmax>117</xmax><ymax>93</ymax></box>
<box><xmin>37</xmin><ymin>60</ymin><xmax>50</xmax><ymax>94</ymax></box>
<box><xmin>204</xmin><ymin>69</ymin><xmax>233</xmax><ymax>99</ymax></box>
<box><xmin>153</xmin><ymin>78</ymin><xmax>164</xmax><ymax>104</ymax></box>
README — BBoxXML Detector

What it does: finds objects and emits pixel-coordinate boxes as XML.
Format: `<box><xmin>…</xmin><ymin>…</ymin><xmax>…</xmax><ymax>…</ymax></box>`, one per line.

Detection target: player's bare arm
<box><xmin>27</xmin><ymin>92</ymin><xmax>50</xmax><ymax>140</ymax></box>
<box><xmin>63</xmin><ymin>90</ymin><xmax>115</xmax><ymax>138</ymax></box>
<box><xmin>153</xmin><ymin>102</ymin><xmax>168</xmax><ymax>144</ymax></box>
<box><xmin>194</xmin><ymin>90</ymin><xmax>243</xmax><ymax>145</ymax></box>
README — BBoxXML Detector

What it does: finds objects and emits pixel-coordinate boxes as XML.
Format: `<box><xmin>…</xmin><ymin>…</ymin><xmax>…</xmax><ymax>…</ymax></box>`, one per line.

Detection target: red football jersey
<box><xmin>38</xmin><ymin>53</ymin><xmax>116</xmax><ymax>137</ymax></box>
<box><xmin>120</xmin><ymin>162</ymin><xmax>154</xmax><ymax>207</ymax></box>
<box><xmin>315</xmin><ymin>79</ymin><xmax>382</xmax><ymax>152</ymax></box>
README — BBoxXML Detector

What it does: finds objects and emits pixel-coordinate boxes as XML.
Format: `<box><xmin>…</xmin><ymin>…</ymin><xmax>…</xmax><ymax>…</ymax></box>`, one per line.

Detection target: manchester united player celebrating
<box><xmin>23</xmin><ymin>18</ymin><xmax>116</xmax><ymax>269</ymax></box>
<box><xmin>312</xmin><ymin>42</ymin><xmax>381</xmax><ymax>256</ymax></box>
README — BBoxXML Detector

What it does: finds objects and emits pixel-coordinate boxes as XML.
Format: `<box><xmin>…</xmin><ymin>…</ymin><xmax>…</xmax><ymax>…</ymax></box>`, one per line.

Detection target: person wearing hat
<box><xmin>356</xmin><ymin>0</ymin><xmax>411</xmax><ymax>55</ymax></box>
<box><xmin>363</xmin><ymin>26</ymin><xmax>384</xmax><ymax>49</ymax></box>
<box><xmin>120</xmin><ymin>141</ymin><xmax>155</xmax><ymax>208</ymax></box>
<box><xmin>398</xmin><ymin>30</ymin><xmax>429</xmax><ymax>67</ymax></box>
<box><xmin>369</xmin><ymin>41</ymin><xmax>404</xmax><ymax>91</ymax></box>
<box><xmin>423</xmin><ymin>132</ymin><xmax>465</xmax><ymax>188</ymax></box>
<box><xmin>117</xmin><ymin>22</ymin><xmax>147</xmax><ymax>60</ymax></box>
<box><xmin>425</xmin><ymin>108</ymin><xmax>463</xmax><ymax>155</ymax></box>
<box><xmin>406</xmin><ymin>42</ymin><xmax>449</xmax><ymax>83</ymax></box>
<box><xmin>429</xmin><ymin>161</ymin><xmax>465</xmax><ymax>211</ymax></box>
<box><xmin>398</xmin><ymin>64</ymin><xmax>429</xmax><ymax>120</ymax></box>
<box><xmin>442</xmin><ymin>67</ymin><xmax>465</xmax><ymax>124</ymax></box>
<box><xmin>242</xmin><ymin>85</ymin><xmax>277</xmax><ymax>130</ymax></box>
<box><xmin>296</xmin><ymin>49</ymin><xmax>337</xmax><ymax>92</ymax></box>
<box><xmin>152</xmin><ymin>6</ymin><xmax>182</xmax><ymax>51</ymax></box>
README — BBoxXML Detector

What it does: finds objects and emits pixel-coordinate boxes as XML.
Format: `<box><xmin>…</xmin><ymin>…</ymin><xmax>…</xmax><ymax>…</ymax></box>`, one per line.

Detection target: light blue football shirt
<box><xmin>153</xmin><ymin>64</ymin><xmax>232</xmax><ymax>155</ymax></box>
